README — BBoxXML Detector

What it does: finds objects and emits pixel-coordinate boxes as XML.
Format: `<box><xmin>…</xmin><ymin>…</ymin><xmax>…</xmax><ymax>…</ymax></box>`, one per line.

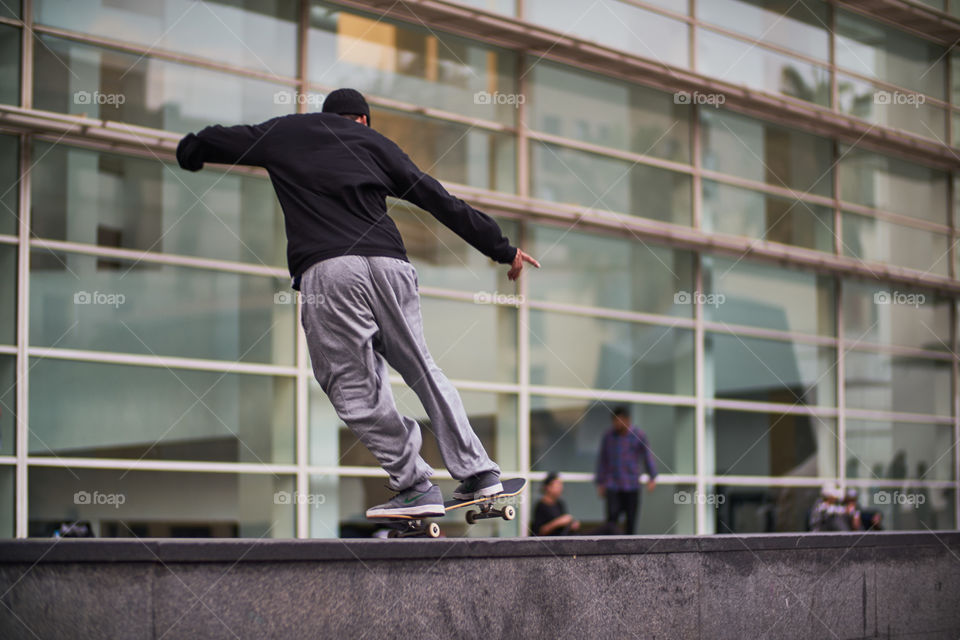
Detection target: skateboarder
<box><xmin>176</xmin><ymin>88</ymin><xmax>539</xmax><ymax>519</ymax></box>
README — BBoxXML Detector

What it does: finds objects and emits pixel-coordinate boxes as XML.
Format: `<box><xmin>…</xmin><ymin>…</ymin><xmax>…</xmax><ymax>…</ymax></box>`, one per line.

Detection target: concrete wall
<box><xmin>0</xmin><ymin>531</ymin><xmax>958</xmax><ymax>639</ymax></box>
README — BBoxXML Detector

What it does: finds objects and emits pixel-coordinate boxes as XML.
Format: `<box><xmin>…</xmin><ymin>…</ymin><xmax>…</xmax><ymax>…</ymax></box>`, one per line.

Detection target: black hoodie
<box><xmin>176</xmin><ymin>112</ymin><xmax>517</xmax><ymax>283</ymax></box>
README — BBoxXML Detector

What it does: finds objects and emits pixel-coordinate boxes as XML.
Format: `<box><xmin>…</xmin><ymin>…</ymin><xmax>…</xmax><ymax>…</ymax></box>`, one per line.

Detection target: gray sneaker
<box><xmin>452</xmin><ymin>472</ymin><xmax>503</xmax><ymax>501</ymax></box>
<box><xmin>366</xmin><ymin>484</ymin><xmax>444</xmax><ymax>519</ymax></box>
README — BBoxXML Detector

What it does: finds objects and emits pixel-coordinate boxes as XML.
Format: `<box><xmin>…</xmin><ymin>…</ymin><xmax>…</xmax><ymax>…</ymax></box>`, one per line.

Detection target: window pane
<box><xmin>842</xmin><ymin>280</ymin><xmax>950</xmax><ymax>351</ymax></box>
<box><xmin>34</xmin><ymin>35</ymin><xmax>292</xmax><ymax>133</ymax></box>
<box><xmin>697</xmin><ymin>0</ymin><xmax>829</xmax><ymax>60</ymax></box>
<box><xmin>709</xmin><ymin>409</ymin><xmax>836</xmax><ymax>477</ymax></box>
<box><xmin>842</xmin><ymin>212</ymin><xmax>950</xmax><ymax>277</ymax></box>
<box><xmin>0</xmin><ymin>356</ymin><xmax>14</xmax><ymax>457</ymax></box>
<box><xmin>860</xmin><ymin>485</ymin><xmax>954</xmax><ymax>531</ymax></box>
<box><xmin>701</xmin><ymin>109</ymin><xmax>833</xmax><ymax>197</ymax></box>
<box><xmin>846</xmin><ymin>419</ymin><xmax>953</xmax><ymax>483</ymax></box>
<box><xmin>28</xmin><ymin>467</ymin><xmax>294</xmax><ymax>537</ymax></box>
<box><xmin>0</xmin><ymin>1</ymin><xmax>18</xmax><ymax>19</ymax></box>
<box><xmin>0</xmin><ymin>244</ymin><xmax>14</xmax><ymax>345</ymax></box>
<box><xmin>30</xmin><ymin>142</ymin><xmax>286</xmax><ymax>266</ymax></box>
<box><xmin>29</xmin><ymin>359</ymin><xmax>295</xmax><ymax>463</ymax></box>
<box><xmin>702</xmin><ymin>180</ymin><xmax>834</xmax><ymax>252</ymax></box>
<box><xmin>704</xmin><ymin>256</ymin><xmax>836</xmax><ymax>336</ymax></box>
<box><xmin>0</xmin><ymin>466</ymin><xmax>11</xmax><ymax>538</ymax></box>
<box><xmin>697</xmin><ymin>29</ymin><xmax>830</xmax><ymax>106</ymax></box>
<box><xmin>530</xmin><ymin>396</ymin><xmax>694</xmax><ymax>475</ymax></box>
<box><xmin>837</xmin><ymin>74</ymin><xmax>947</xmax><ymax>141</ymax></box>
<box><xmin>838</xmin><ymin>146</ymin><xmax>948</xmax><ymax>224</ymax></box>
<box><xmin>845</xmin><ymin>351</ymin><xmax>951</xmax><ymax>416</ymax></box>
<box><xmin>419</xmin><ymin>297</ymin><xmax>517</xmax><ymax>383</ymax></box>
<box><xmin>35</xmin><ymin>0</ymin><xmax>298</xmax><ymax>76</ymax></box>
<box><xmin>714</xmin><ymin>484</ymin><xmax>820</xmax><ymax>532</ymax></box>
<box><xmin>527</xmin><ymin>223</ymin><xmax>694</xmax><ymax>316</ymax></box>
<box><xmin>526</xmin><ymin>0</ymin><xmax>690</xmax><ymax>68</ymax></box>
<box><xmin>836</xmin><ymin>10</ymin><xmax>946</xmax><ymax>100</ymax></box>
<box><xmin>527</xmin><ymin>61</ymin><xmax>691</xmax><ymax>164</ymax></box>
<box><xmin>0</xmin><ymin>25</ymin><xmax>18</xmax><ymax>106</ymax></box>
<box><xmin>707</xmin><ymin>333</ymin><xmax>836</xmax><ymax>406</ymax></box>
<box><xmin>0</xmin><ymin>134</ymin><xmax>17</xmax><ymax>236</ymax></box>
<box><xmin>30</xmin><ymin>250</ymin><xmax>295</xmax><ymax>365</ymax></box>
<box><xmin>531</xmin><ymin>142</ymin><xmax>692</xmax><ymax>226</ymax></box>
<box><xmin>308</xmin><ymin>2</ymin><xmax>518</xmax><ymax>126</ymax></box>
<box><xmin>372</xmin><ymin>107</ymin><xmax>516</xmax><ymax>194</ymax></box>
<box><xmin>446</xmin><ymin>0</ymin><xmax>517</xmax><ymax>15</ymax></box>
<box><xmin>529</xmin><ymin>311</ymin><xmax>694</xmax><ymax>396</ymax></box>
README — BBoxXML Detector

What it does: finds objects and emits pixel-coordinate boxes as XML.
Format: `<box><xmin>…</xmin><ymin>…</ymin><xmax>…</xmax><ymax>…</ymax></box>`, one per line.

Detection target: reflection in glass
<box><xmin>0</xmin><ymin>134</ymin><xmax>18</xmax><ymax>236</ymax></box>
<box><xmin>0</xmin><ymin>356</ymin><xmax>13</xmax><ymax>457</ymax></box>
<box><xmin>419</xmin><ymin>297</ymin><xmax>517</xmax><ymax>383</ymax></box>
<box><xmin>697</xmin><ymin>0</ymin><xmax>829</xmax><ymax>60</ymax></box>
<box><xmin>842</xmin><ymin>212</ymin><xmax>950</xmax><ymax>277</ymax></box>
<box><xmin>0</xmin><ymin>244</ymin><xmax>14</xmax><ymax>345</ymax></box>
<box><xmin>0</xmin><ymin>25</ymin><xmax>18</xmax><ymax>106</ymax></box>
<box><xmin>713</xmin><ymin>484</ymin><xmax>821</xmax><ymax>533</ymax></box>
<box><xmin>28</xmin><ymin>467</ymin><xmax>294</xmax><ymax>537</ymax></box>
<box><xmin>845</xmin><ymin>351</ymin><xmax>951</xmax><ymax>416</ymax></box>
<box><xmin>842</xmin><ymin>280</ymin><xmax>950</xmax><ymax>351</ymax></box>
<box><xmin>859</xmin><ymin>486</ymin><xmax>954</xmax><ymax>531</ymax></box>
<box><xmin>837</xmin><ymin>73</ymin><xmax>947</xmax><ymax>141</ymax></box>
<box><xmin>845</xmin><ymin>419</ymin><xmax>953</xmax><ymax>483</ymax></box>
<box><xmin>0</xmin><ymin>465</ymin><xmax>11</xmax><ymax>537</ymax></box>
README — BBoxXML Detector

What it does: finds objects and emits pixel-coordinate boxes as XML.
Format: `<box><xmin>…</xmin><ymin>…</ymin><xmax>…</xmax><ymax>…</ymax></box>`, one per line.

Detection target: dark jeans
<box><xmin>605</xmin><ymin>489</ymin><xmax>641</xmax><ymax>534</ymax></box>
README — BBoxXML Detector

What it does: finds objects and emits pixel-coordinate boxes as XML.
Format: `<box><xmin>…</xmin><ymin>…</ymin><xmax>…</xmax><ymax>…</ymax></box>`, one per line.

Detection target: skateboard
<box><xmin>371</xmin><ymin>478</ymin><xmax>527</xmax><ymax>538</ymax></box>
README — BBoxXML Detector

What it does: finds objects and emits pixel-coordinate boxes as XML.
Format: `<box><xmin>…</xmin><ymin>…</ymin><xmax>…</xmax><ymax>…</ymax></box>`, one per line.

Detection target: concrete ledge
<box><xmin>1</xmin><ymin>532</ymin><xmax>958</xmax><ymax>639</ymax></box>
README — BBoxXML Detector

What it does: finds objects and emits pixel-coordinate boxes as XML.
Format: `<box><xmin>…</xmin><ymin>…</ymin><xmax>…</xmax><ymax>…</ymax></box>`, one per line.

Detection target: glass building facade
<box><xmin>0</xmin><ymin>0</ymin><xmax>958</xmax><ymax>538</ymax></box>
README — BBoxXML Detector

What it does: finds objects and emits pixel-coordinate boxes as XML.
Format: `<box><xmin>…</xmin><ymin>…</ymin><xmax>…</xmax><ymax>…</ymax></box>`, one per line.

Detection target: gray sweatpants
<box><xmin>300</xmin><ymin>255</ymin><xmax>500</xmax><ymax>492</ymax></box>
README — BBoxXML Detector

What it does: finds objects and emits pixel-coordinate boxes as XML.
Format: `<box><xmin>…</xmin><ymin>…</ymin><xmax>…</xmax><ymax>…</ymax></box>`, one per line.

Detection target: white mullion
<box><xmin>26</xmin><ymin>347</ymin><xmax>298</xmax><ymax>377</ymax></box>
<box><xmin>15</xmin><ymin>130</ymin><xmax>29</xmax><ymax>538</ymax></box>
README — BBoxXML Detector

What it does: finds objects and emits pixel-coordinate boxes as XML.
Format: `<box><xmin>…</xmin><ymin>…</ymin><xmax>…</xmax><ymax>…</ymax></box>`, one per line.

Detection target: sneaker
<box><xmin>366</xmin><ymin>484</ymin><xmax>444</xmax><ymax>519</ymax></box>
<box><xmin>452</xmin><ymin>472</ymin><xmax>503</xmax><ymax>501</ymax></box>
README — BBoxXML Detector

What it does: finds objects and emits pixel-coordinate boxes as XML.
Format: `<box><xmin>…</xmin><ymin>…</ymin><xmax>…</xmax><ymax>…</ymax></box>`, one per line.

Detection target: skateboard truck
<box><xmin>384</xmin><ymin>520</ymin><xmax>441</xmax><ymax>539</ymax></box>
<box><xmin>464</xmin><ymin>499</ymin><xmax>516</xmax><ymax>525</ymax></box>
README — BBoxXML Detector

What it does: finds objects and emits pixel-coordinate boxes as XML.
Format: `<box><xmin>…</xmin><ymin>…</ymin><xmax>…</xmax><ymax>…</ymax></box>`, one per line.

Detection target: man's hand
<box><xmin>597</xmin><ymin>485</ymin><xmax>606</xmax><ymax>498</ymax></box>
<box><xmin>646</xmin><ymin>480</ymin><xmax>656</xmax><ymax>492</ymax></box>
<box><xmin>508</xmin><ymin>248</ymin><xmax>540</xmax><ymax>281</ymax></box>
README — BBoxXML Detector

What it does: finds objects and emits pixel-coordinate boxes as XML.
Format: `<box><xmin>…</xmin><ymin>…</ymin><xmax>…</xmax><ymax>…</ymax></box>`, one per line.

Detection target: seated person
<box><xmin>532</xmin><ymin>472</ymin><xmax>580</xmax><ymax>536</ymax></box>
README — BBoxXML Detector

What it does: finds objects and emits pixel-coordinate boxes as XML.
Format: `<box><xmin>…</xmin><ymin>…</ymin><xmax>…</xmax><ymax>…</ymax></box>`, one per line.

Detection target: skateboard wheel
<box><xmin>465</xmin><ymin>510</ymin><xmax>478</xmax><ymax>525</ymax></box>
<box><xmin>427</xmin><ymin>522</ymin><xmax>441</xmax><ymax>538</ymax></box>
<box><xmin>502</xmin><ymin>505</ymin><xmax>516</xmax><ymax>521</ymax></box>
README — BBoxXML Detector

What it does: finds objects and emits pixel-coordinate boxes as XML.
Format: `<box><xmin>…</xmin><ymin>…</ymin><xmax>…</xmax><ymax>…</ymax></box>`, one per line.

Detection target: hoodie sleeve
<box><xmin>381</xmin><ymin>140</ymin><xmax>517</xmax><ymax>264</ymax></box>
<box><xmin>176</xmin><ymin>118</ymin><xmax>281</xmax><ymax>171</ymax></box>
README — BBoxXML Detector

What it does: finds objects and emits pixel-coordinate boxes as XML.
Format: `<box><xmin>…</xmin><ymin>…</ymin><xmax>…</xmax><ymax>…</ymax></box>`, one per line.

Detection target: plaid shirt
<box><xmin>595</xmin><ymin>426</ymin><xmax>657</xmax><ymax>491</ymax></box>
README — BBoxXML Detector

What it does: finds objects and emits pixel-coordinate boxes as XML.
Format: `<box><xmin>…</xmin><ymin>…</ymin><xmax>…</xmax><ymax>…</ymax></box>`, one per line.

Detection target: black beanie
<box><xmin>322</xmin><ymin>88</ymin><xmax>370</xmax><ymax>124</ymax></box>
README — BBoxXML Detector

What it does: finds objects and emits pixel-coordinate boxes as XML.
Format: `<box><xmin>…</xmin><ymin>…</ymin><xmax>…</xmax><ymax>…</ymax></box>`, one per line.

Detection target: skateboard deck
<box><xmin>371</xmin><ymin>478</ymin><xmax>527</xmax><ymax>538</ymax></box>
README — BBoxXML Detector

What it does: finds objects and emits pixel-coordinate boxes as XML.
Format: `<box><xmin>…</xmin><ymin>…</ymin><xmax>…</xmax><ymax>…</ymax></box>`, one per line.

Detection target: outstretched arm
<box><xmin>176</xmin><ymin>118</ymin><xmax>280</xmax><ymax>171</ymax></box>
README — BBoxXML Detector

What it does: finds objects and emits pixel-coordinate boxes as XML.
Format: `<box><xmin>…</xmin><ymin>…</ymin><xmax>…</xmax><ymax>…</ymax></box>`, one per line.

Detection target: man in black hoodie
<box><xmin>177</xmin><ymin>88</ymin><xmax>539</xmax><ymax>518</ymax></box>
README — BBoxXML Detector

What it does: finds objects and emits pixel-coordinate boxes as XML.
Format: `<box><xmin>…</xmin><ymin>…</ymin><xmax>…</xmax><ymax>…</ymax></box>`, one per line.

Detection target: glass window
<box><xmin>0</xmin><ymin>243</ymin><xmax>14</xmax><ymax>345</ymax></box>
<box><xmin>531</xmin><ymin>141</ymin><xmax>692</xmax><ymax>226</ymax></box>
<box><xmin>529</xmin><ymin>310</ymin><xmax>695</xmax><ymax>396</ymax></box>
<box><xmin>29</xmin><ymin>359</ymin><xmax>295</xmax><ymax>463</ymax></box>
<box><xmin>697</xmin><ymin>29</ymin><xmax>830</xmax><ymax>106</ymax></box>
<box><xmin>34</xmin><ymin>0</ymin><xmax>298</xmax><ymax>76</ymax></box>
<box><xmin>527</xmin><ymin>61</ymin><xmax>691</xmax><ymax>164</ymax></box>
<box><xmin>309</xmin><ymin>2</ymin><xmax>518</xmax><ymax>126</ymax></box>
<box><xmin>30</xmin><ymin>141</ymin><xmax>286</xmax><ymax>267</ymax></box>
<box><xmin>701</xmin><ymin>109</ymin><xmax>833</xmax><ymax>197</ymax></box>
<box><xmin>28</xmin><ymin>467</ymin><xmax>295</xmax><ymax>537</ymax></box>
<box><xmin>419</xmin><ymin>296</ymin><xmax>517</xmax><ymax>383</ymax></box>
<box><xmin>0</xmin><ymin>1</ymin><xmax>18</xmax><ymax>19</ymax></box>
<box><xmin>527</xmin><ymin>223</ymin><xmax>694</xmax><ymax>316</ymax></box>
<box><xmin>838</xmin><ymin>146</ymin><xmax>948</xmax><ymax>224</ymax></box>
<box><xmin>835</xmin><ymin>10</ymin><xmax>947</xmax><ymax>100</ymax></box>
<box><xmin>707</xmin><ymin>333</ymin><xmax>836</xmax><ymax>406</ymax></box>
<box><xmin>29</xmin><ymin>250</ymin><xmax>296</xmax><ymax>365</ymax></box>
<box><xmin>704</xmin><ymin>256</ymin><xmax>836</xmax><ymax>336</ymax></box>
<box><xmin>525</xmin><ymin>0</ymin><xmax>690</xmax><ymax>69</ymax></box>
<box><xmin>845</xmin><ymin>351</ymin><xmax>951</xmax><ymax>416</ymax></box>
<box><xmin>697</xmin><ymin>0</ymin><xmax>829</xmax><ymax>60</ymax></box>
<box><xmin>0</xmin><ymin>24</ymin><xmax>18</xmax><ymax>106</ymax></box>
<box><xmin>34</xmin><ymin>35</ymin><xmax>292</xmax><ymax>133</ymax></box>
<box><xmin>842</xmin><ymin>212</ymin><xmax>950</xmax><ymax>277</ymax></box>
<box><xmin>709</xmin><ymin>409</ymin><xmax>837</xmax><ymax>477</ymax></box>
<box><xmin>0</xmin><ymin>466</ymin><xmax>11</xmax><ymax>538</ymax></box>
<box><xmin>702</xmin><ymin>180</ymin><xmax>834</xmax><ymax>252</ymax></box>
<box><xmin>713</xmin><ymin>484</ymin><xmax>821</xmax><ymax>532</ymax></box>
<box><xmin>842</xmin><ymin>280</ymin><xmax>950</xmax><ymax>352</ymax></box>
<box><xmin>0</xmin><ymin>355</ymin><xmax>13</xmax><ymax>457</ymax></box>
<box><xmin>372</xmin><ymin>107</ymin><xmax>516</xmax><ymax>194</ymax></box>
<box><xmin>0</xmin><ymin>134</ymin><xmax>17</xmax><ymax>236</ymax></box>
<box><xmin>845</xmin><ymin>419</ymin><xmax>953</xmax><ymax>483</ymax></box>
<box><xmin>530</xmin><ymin>396</ymin><xmax>694</xmax><ymax>475</ymax></box>
<box><xmin>837</xmin><ymin>74</ymin><xmax>948</xmax><ymax>141</ymax></box>
<box><xmin>859</xmin><ymin>485</ymin><xmax>954</xmax><ymax>531</ymax></box>
<box><xmin>446</xmin><ymin>0</ymin><xmax>517</xmax><ymax>16</ymax></box>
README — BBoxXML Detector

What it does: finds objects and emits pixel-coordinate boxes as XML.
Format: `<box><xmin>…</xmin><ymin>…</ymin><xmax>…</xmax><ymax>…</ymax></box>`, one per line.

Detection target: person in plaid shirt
<box><xmin>595</xmin><ymin>406</ymin><xmax>658</xmax><ymax>534</ymax></box>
